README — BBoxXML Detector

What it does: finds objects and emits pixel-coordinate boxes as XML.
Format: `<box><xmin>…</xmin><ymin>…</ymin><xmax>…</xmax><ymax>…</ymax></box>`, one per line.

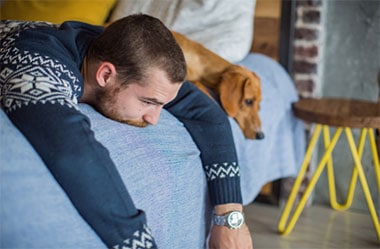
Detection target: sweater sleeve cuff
<box><xmin>108</xmin><ymin>211</ymin><xmax>157</xmax><ymax>249</ymax></box>
<box><xmin>205</xmin><ymin>162</ymin><xmax>243</xmax><ymax>205</ymax></box>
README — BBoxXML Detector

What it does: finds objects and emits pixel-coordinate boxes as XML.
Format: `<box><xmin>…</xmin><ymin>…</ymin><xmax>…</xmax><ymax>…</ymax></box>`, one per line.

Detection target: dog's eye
<box><xmin>245</xmin><ymin>99</ymin><xmax>253</xmax><ymax>106</ymax></box>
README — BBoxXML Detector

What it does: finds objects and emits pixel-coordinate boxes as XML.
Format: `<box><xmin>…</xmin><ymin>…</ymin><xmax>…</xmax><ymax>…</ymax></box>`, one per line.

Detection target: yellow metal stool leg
<box><xmin>328</xmin><ymin>128</ymin><xmax>367</xmax><ymax>211</ymax></box>
<box><xmin>278</xmin><ymin>124</ymin><xmax>322</xmax><ymax>234</ymax></box>
<box><xmin>345</xmin><ymin>128</ymin><xmax>380</xmax><ymax>240</ymax></box>
<box><xmin>278</xmin><ymin>126</ymin><xmax>343</xmax><ymax>235</ymax></box>
<box><xmin>323</xmin><ymin>126</ymin><xmax>336</xmax><ymax>206</ymax></box>
<box><xmin>368</xmin><ymin>128</ymin><xmax>380</xmax><ymax>191</ymax></box>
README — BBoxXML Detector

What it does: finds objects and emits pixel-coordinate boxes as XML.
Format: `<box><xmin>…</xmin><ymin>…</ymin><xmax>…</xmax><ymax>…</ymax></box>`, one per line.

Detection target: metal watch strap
<box><xmin>212</xmin><ymin>210</ymin><xmax>245</xmax><ymax>229</ymax></box>
<box><xmin>213</xmin><ymin>213</ymin><xmax>227</xmax><ymax>226</ymax></box>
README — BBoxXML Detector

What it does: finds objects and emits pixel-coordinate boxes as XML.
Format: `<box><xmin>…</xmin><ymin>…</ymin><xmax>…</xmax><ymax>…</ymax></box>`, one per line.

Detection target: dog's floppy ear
<box><xmin>251</xmin><ymin>71</ymin><xmax>261</xmax><ymax>95</ymax></box>
<box><xmin>219</xmin><ymin>70</ymin><xmax>243</xmax><ymax>117</ymax></box>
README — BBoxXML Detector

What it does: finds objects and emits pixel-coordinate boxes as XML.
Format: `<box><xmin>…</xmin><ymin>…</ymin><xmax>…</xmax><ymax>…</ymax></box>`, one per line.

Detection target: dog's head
<box><xmin>219</xmin><ymin>65</ymin><xmax>264</xmax><ymax>140</ymax></box>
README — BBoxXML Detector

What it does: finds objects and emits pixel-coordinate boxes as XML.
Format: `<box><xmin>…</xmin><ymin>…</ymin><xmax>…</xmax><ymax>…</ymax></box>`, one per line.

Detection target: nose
<box><xmin>143</xmin><ymin>107</ymin><xmax>162</xmax><ymax>125</ymax></box>
<box><xmin>255</xmin><ymin>131</ymin><xmax>265</xmax><ymax>140</ymax></box>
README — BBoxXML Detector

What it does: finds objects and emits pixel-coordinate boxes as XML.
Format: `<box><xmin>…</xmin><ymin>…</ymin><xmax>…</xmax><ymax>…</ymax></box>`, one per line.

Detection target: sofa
<box><xmin>0</xmin><ymin>0</ymin><xmax>305</xmax><ymax>248</ymax></box>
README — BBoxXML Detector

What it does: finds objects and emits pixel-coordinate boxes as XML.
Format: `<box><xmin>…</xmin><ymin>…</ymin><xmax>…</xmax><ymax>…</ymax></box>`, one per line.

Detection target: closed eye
<box><xmin>139</xmin><ymin>97</ymin><xmax>164</xmax><ymax>106</ymax></box>
<box><xmin>141</xmin><ymin>99</ymin><xmax>155</xmax><ymax>105</ymax></box>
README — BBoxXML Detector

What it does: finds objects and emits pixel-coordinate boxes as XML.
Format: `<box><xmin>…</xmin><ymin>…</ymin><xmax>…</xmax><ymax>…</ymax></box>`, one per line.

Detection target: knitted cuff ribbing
<box><xmin>205</xmin><ymin>162</ymin><xmax>243</xmax><ymax>205</ymax></box>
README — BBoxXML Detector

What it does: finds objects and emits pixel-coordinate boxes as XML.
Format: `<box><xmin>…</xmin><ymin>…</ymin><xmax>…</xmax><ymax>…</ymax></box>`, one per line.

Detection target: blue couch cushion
<box><xmin>0</xmin><ymin>108</ymin><xmax>104</xmax><ymax>248</ymax></box>
<box><xmin>0</xmin><ymin>105</ymin><xmax>209</xmax><ymax>248</ymax></box>
<box><xmin>79</xmin><ymin>104</ymin><xmax>209</xmax><ymax>249</ymax></box>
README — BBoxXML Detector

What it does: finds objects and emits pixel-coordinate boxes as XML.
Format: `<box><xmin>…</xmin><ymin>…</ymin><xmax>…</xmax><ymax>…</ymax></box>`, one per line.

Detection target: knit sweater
<box><xmin>0</xmin><ymin>20</ymin><xmax>242</xmax><ymax>248</ymax></box>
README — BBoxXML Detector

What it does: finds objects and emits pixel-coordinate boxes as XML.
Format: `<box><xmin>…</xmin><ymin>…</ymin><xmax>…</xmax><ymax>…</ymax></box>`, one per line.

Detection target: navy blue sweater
<box><xmin>0</xmin><ymin>20</ymin><xmax>242</xmax><ymax>248</ymax></box>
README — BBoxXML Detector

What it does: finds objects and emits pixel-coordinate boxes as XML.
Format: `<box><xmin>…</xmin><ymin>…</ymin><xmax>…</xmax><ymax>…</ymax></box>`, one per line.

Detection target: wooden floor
<box><xmin>245</xmin><ymin>202</ymin><xmax>380</xmax><ymax>249</ymax></box>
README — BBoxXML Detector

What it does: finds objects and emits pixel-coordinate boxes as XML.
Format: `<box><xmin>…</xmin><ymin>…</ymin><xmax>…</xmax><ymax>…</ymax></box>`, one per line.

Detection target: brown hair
<box><xmin>86</xmin><ymin>13</ymin><xmax>186</xmax><ymax>86</ymax></box>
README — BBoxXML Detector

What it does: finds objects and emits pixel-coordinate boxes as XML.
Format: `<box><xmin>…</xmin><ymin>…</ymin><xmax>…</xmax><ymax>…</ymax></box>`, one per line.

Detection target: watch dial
<box><xmin>228</xmin><ymin>211</ymin><xmax>244</xmax><ymax>228</ymax></box>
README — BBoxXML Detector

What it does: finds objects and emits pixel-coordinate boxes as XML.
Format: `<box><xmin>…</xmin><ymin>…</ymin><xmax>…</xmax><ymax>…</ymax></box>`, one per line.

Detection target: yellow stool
<box><xmin>278</xmin><ymin>98</ymin><xmax>380</xmax><ymax>239</ymax></box>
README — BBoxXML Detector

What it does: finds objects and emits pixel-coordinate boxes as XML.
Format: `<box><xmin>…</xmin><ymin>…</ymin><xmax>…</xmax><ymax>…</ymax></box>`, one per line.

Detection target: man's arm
<box><xmin>165</xmin><ymin>82</ymin><xmax>253</xmax><ymax>248</ymax></box>
<box><xmin>209</xmin><ymin>203</ymin><xmax>253</xmax><ymax>249</ymax></box>
<box><xmin>165</xmin><ymin>82</ymin><xmax>242</xmax><ymax>205</ymax></box>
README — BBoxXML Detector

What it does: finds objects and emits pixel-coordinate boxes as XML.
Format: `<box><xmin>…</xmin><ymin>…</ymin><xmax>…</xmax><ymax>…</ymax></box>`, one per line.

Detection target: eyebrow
<box><xmin>140</xmin><ymin>97</ymin><xmax>165</xmax><ymax>106</ymax></box>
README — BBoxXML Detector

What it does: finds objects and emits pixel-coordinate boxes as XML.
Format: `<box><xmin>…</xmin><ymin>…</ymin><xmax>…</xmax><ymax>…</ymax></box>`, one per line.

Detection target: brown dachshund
<box><xmin>172</xmin><ymin>31</ymin><xmax>264</xmax><ymax>139</ymax></box>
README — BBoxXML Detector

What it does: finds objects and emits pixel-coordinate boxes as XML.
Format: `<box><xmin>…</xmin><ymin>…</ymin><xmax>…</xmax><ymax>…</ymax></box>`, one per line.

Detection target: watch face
<box><xmin>227</xmin><ymin>211</ymin><xmax>244</xmax><ymax>229</ymax></box>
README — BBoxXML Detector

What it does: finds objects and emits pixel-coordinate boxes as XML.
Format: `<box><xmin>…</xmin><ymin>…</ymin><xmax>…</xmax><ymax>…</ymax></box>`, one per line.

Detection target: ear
<box><xmin>95</xmin><ymin>62</ymin><xmax>117</xmax><ymax>88</ymax></box>
<box><xmin>219</xmin><ymin>71</ymin><xmax>242</xmax><ymax>117</ymax></box>
<box><xmin>251</xmin><ymin>71</ymin><xmax>262</xmax><ymax>100</ymax></box>
<box><xmin>251</xmin><ymin>72</ymin><xmax>260</xmax><ymax>87</ymax></box>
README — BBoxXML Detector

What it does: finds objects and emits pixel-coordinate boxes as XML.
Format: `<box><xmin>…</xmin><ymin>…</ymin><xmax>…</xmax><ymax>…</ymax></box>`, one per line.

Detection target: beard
<box><xmin>114</xmin><ymin>117</ymin><xmax>149</xmax><ymax>128</ymax></box>
<box><xmin>92</xmin><ymin>87</ymin><xmax>149</xmax><ymax>128</ymax></box>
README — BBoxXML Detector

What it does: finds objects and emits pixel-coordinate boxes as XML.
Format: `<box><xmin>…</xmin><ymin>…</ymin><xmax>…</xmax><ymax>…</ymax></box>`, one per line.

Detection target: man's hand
<box><xmin>209</xmin><ymin>223</ymin><xmax>253</xmax><ymax>249</ymax></box>
<box><xmin>209</xmin><ymin>203</ymin><xmax>254</xmax><ymax>249</ymax></box>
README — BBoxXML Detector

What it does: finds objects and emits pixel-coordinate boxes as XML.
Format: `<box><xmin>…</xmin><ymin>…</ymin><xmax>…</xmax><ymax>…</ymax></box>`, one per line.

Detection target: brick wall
<box><xmin>292</xmin><ymin>0</ymin><xmax>323</xmax><ymax>98</ymax></box>
<box><xmin>279</xmin><ymin>0</ymin><xmax>324</xmax><ymax>205</ymax></box>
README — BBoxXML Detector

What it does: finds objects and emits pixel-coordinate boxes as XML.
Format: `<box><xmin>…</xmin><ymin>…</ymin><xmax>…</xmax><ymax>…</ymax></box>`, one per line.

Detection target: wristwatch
<box><xmin>212</xmin><ymin>210</ymin><xmax>245</xmax><ymax>229</ymax></box>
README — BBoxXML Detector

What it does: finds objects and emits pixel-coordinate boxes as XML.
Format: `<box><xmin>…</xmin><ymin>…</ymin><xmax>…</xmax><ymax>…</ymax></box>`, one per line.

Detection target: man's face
<box><xmin>94</xmin><ymin>68</ymin><xmax>182</xmax><ymax>127</ymax></box>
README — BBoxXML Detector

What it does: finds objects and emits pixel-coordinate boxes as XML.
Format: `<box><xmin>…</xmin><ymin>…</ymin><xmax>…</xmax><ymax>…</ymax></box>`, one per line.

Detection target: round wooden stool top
<box><xmin>292</xmin><ymin>98</ymin><xmax>380</xmax><ymax>128</ymax></box>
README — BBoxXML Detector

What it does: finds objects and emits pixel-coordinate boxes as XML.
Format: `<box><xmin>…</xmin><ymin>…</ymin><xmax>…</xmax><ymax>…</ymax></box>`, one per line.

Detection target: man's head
<box><xmin>82</xmin><ymin>14</ymin><xmax>186</xmax><ymax>126</ymax></box>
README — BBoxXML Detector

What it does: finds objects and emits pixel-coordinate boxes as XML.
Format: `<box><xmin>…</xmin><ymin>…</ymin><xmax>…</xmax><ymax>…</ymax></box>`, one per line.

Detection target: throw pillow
<box><xmin>0</xmin><ymin>0</ymin><xmax>117</xmax><ymax>25</ymax></box>
<box><xmin>109</xmin><ymin>0</ymin><xmax>256</xmax><ymax>63</ymax></box>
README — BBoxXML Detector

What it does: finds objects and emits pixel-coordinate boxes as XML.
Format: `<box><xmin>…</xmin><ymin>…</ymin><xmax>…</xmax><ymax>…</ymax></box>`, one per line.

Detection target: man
<box><xmin>0</xmin><ymin>14</ymin><xmax>253</xmax><ymax>248</ymax></box>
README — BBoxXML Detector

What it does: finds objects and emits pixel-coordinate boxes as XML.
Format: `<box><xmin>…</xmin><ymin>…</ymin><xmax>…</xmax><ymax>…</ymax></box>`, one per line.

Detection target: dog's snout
<box><xmin>255</xmin><ymin>131</ymin><xmax>265</xmax><ymax>140</ymax></box>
